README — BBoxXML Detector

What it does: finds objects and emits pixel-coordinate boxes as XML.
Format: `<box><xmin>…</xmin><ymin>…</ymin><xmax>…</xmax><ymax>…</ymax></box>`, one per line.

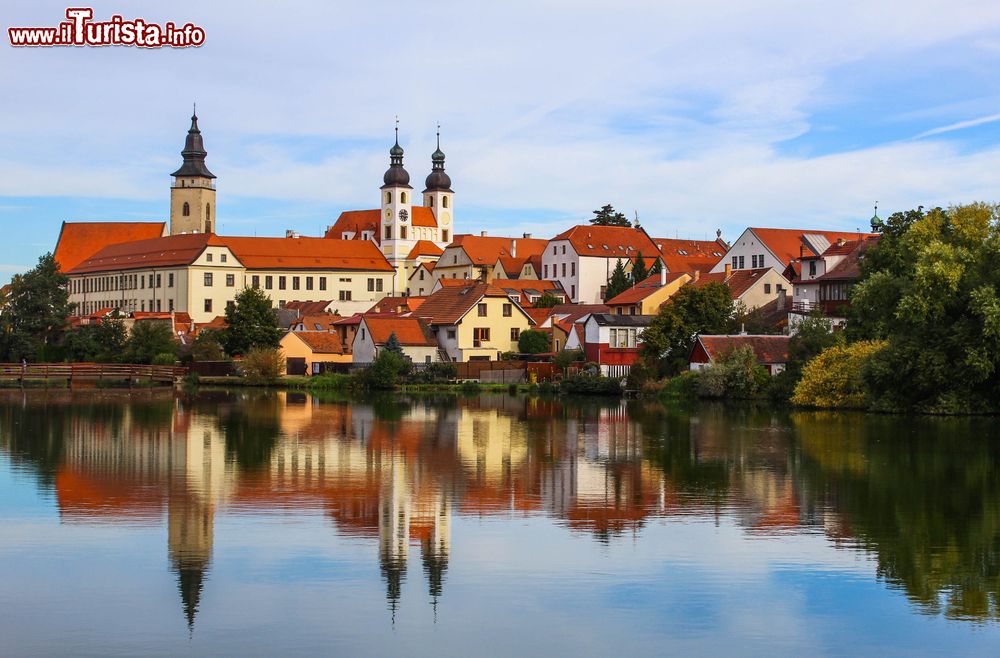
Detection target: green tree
<box><xmin>553</xmin><ymin>348</ymin><xmax>584</xmax><ymax>373</ymax></box>
<box><xmin>791</xmin><ymin>340</ymin><xmax>887</xmax><ymax>409</ymax></box>
<box><xmin>63</xmin><ymin>318</ymin><xmax>127</xmax><ymax>363</ymax></box>
<box><xmin>631</xmin><ymin>252</ymin><xmax>649</xmax><ymax>284</ymax></box>
<box><xmin>357</xmin><ymin>349</ymin><xmax>410</xmax><ymax>390</ymax></box>
<box><xmin>604</xmin><ymin>259</ymin><xmax>631</xmax><ymax>301</ymax></box>
<box><xmin>0</xmin><ymin>253</ymin><xmax>74</xmax><ymax>361</ymax></box>
<box><xmin>517</xmin><ymin>329</ymin><xmax>551</xmax><ymax>354</ymax></box>
<box><xmin>222</xmin><ymin>286</ymin><xmax>283</xmax><ymax>357</ymax></box>
<box><xmin>640</xmin><ymin>282</ymin><xmax>735</xmax><ymax>375</ymax></box>
<box><xmin>239</xmin><ymin>347</ymin><xmax>283</xmax><ymax>384</ymax></box>
<box><xmin>125</xmin><ymin>321</ymin><xmax>179</xmax><ymax>364</ymax></box>
<box><xmin>589</xmin><ymin>204</ymin><xmax>631</xmax><ymax>227</ymax></box>
<box><xmin>533</xmin><ymin>291</ymin><xmax>561</xmax><ymax>308</ymax></box>
<box><xmin>384</xmin><ymin>331</ymin><xmax>403</xmax><ymax>354</ymax></box>
<box><xmin>849</xmin><ymin>203</ymin><xmax>1000</xmax><ymax>412</ymax></box>
<box><xmin>188</xmin><ymin>329</ymin><xmax>226</xmax><ymax>362</ymax></box>
<box><xmin>649</xmin><ymin>257</ymin><xmax>663</xmax><ymax>277</ymax></box>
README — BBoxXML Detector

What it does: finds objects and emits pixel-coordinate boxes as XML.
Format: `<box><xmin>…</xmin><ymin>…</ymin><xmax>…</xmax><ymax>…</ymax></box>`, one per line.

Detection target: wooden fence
<box><xmin>0</xmin><ymin>363</ymin><xmax>185</xmax><ymax>385</ymax></box>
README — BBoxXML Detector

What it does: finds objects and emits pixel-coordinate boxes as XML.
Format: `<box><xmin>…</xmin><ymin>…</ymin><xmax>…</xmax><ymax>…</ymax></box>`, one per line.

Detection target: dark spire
<box><xmin>382</xmin><ymin>116</ymin><xmax>411</xmax><ymax>189</ymax></box>
<box><xmin>171</xmin><ymin>106</ymin><xmax>216</xmax><ymax>179</ymax></box>
<box><xmin>423</xmin><ymin>123</ymin><xmax>453</xmax><ymax>193</ymax></box>
<box><xmin>175</xmin><ymin>562</ymin><xmax>207</xmax><ymax>630</ymax></box>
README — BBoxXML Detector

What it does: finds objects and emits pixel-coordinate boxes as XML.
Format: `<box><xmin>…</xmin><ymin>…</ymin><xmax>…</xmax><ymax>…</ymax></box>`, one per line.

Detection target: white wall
<box><xmin>710</xmin><ymin>228</ymin><xmax>786</xmax><ymax>273</ymax></box>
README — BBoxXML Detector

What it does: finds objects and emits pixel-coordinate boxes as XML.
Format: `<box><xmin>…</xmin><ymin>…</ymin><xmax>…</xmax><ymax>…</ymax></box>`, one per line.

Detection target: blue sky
<box><xmin>2</xmin><ymin>0</ymin><xmax>1000</xmax><ymax>283</ymax></box>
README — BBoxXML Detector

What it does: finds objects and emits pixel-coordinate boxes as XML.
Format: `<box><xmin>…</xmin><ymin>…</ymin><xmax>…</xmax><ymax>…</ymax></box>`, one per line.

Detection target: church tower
<box><xmin>170</xmin><ymin>107</ymin><xmax>217</xmax><ymax>235</ymax></box>
<box><xmin>423</xmin><ymin>126</ymin><xmax>454</xmax><ymax>245</ymax></box>
<box><xmin>380</xmin><ymin>121</ymin><xmax>415</xmax><ymax>291</ymax></box>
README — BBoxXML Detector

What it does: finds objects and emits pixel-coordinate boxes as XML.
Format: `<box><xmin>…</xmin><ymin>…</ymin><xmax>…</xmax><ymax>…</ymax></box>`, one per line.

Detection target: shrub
<box><xmin>239</xmin><ymin>347</ymin><xmax>283</xmax><ymax>385</ymax></box>
<box><xmin>694</xmin><ymin>346</ymin><xmax>770</xmax><ymax>399</ymax></box>
<box><xmin>517</xmin><ymin>329</ymin><xmax>551</xmax><ymax>354</ymax></box>
<box><xmin>460</xmin><ymin>381</ymin><xmax>481</xmax><ymax>395</ymax></box>
<box><xmin>356</xmin><ymin>349</ymin><xmax>410</xmax><ymax>390</ymax></box>
<box><xmin>660</xmin><ymin>371</ymin><xmax>699</xmax><ymax>398</ymax></box>
<box><xmin>560</xmin><ymin>374</ymin><xmax>623</xmax><ymax>396</ymax></box>
<box><xmin>125</xmin><ymin>321</ymin><xmax>179</xmax><ymax>364</ymax></box>
<box><xmin>625</xmin><ymin>359</ymin><xmax>652</xmax><ymax>390</ymax></box>
<box><xmin>538</xmin><ymin>381</ymin><xmax>555</xmax><ymax>395</ymax></box>
<box><xmin>182</xmin><ymin>371</ymin><xmax>200</xmax><ymax>388</ymax></box>
<box><xmin>152</xmin><ymin>352</ymin><xmax>177</xmax><ymax>366</ymax></box>
<box><xmin>553</xmin><ymin>349</ymin><xmax>584</xmax><ymax>373</ymax></box>
<box><xmin>306</xmin><ymin>372</ymin><xmax>352</xmax><ymax>390</ymax></box>
<box><xmin>791</xmin><ymin>340</ymin><xmax>887</xmax><ymax>409</ymax></box>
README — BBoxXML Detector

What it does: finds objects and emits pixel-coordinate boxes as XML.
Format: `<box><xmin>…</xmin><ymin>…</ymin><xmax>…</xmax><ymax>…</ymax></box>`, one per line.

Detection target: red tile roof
<box><xmin>291</xmin><ymin>331</ymin><xmax>346</xmax><ymax>354</ymax></box>
<box><xmin>54</xmin><ymin>221</ymin><xmax>166</xmax><ymax>272</ymax></box>
<box><xmin>696</xmin><ymin>335</ymin><xmax>790</xmax><ymax>364</ymax></box>
<box><xmin>283</xmin><ymin>300</ymin><xmax>334</xmax><ymax>315</ymax></box>
<box><xmin>366</xmin><ymin>296</ymin><xmax>427</xmax><ymax>314</ymax></box>
<box><xmin>652</xmin><ymin>238</ymin><xmax>727</xmax><ymax>273</ymax></box>
<box><xmin>524</xmin><ymin>307</ymin><xmax>554</xmax><ymax>326</ymax></box>
<box><xmin>68</xmin><ymin>233</ymin><xmax>221</xmax><ymax>273</ymax></box>
<box><xmin>606</xmin><ymin>272</ymin><xmax>688</xmax><ymax>306</ymax></box>
<box><xmin>750</xmin><ymin>228</ymin><xmax>875</xmax><ymax>265</ymax></box>
<box><xmin>293</xmin><ymin>314</ymin><xmax>340</xmax><ymax>331</ymax></box>
<box><xmin>689</xmin><ymin>268</ymin><xmax>775</xmax><ymax>300</ymax></box>
<box><xmin>550</xmin><ymin>225</ymin><xmax>659</xmax><ymax>259</ymax></box>
<box><xmin>549</xmin><ymin>304</ymin><xmax>610</xmax><ymax>325</ymax></box>
<box><xmin>223</xmin><ymin>236</ymin><xmax>394</xmax><ymax>271</ymax></box>
<box><xmin>406</xmin><ymin>240</ymin><xmax>444</xmax><ymax>259</ymax></box>
<box><xmin>325</xmin><ymin>207</ymin><xmax>438</xmax><ymax>242</ymax></box>
<box><xmin>361</xmin><ymin>317</ymin><xmax>436</xmax><ymax>346</ymax></box>
<box><xmin>416</xmin><ymin>282</ymin><xmax>522</xmax><ymax>325</ymax></box>
<box><xmin>815</xmin><ymin>236</ymin><xmax>878</xmax><ymax>282</ymax></box>
<box><xmin>450</xmin><ymin>234</ymin><xmax>548</xmax><ymax>265</ymax></box>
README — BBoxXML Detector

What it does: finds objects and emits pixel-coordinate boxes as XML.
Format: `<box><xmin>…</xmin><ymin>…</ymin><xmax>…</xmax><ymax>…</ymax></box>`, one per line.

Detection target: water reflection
<box><xmin>1</xmin><ymin>390</ymin><xmax>999</xmax><ymax>634</ymax></box>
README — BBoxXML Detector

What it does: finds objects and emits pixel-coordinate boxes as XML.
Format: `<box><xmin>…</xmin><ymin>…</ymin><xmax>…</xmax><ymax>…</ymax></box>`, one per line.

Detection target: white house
<box><xmin>352</xmin><ymin>316</ymin><xmax>439</xmax><ymax>364</ymax></box>
<box><xmin>712</xmin><ymin>227</ymin><xmax>874</xmax><ymax>275</ymax></box>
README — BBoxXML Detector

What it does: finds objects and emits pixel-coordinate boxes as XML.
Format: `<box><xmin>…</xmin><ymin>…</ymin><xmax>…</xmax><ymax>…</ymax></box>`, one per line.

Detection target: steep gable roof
<box><xmin>416</xmin><ymin>282</ymin><xmax>526</xmax><ymax>325</ymax></box>
<box><xmin>360</xmin><ymin>317</ymin><xmax>436</xmax><ymax>346</ymax></box>
<box><xmin>449</xmin><ymin>234</ymin><xmax>548</xmax><ymax>266</ymax></box>
<box><xmin>54</xmin><ymin>221</ymin><xmax>167</xmax><ymax>272</ymax></box>
<box><xmin>550</xmin><ymin>225</ymin><xmax>658</xmax><ymax>259</ymax></box>
<box><xmin>606</xmin><ymin>272</ymin><xmax>688</xmax><ymax>306</ymax></box>
<box><xmin>406</xmin><ymin>240</ymin><xmax>444</xmax><ymax>259</ymax></box>
<box><xmin>293</xmin><ymin>314</ymin><xmax>340</xmax><ymax>331</ymax></box>
<box><xmin>283</xmin><ymin>300</ymin><xmax>334</xmax><ymax>315</ymax></box>
<box><xmin>815</xmin><ymin>235</ymin><xmax>879</xmax><ymax>282</ymax></box>
<box><xmin>749</xmin><ymin>228</ymin><xmax>875</xmax><ymax>266</ymax></box>
<box><xmin>291</xmin><ymin>331</ymin><xmax>346</xmax><ymax>354</ymax></box>
<box><xmin>696</xmin><ymin>334</ymin><xmax>790</xmax><ymax>364</ymax></box>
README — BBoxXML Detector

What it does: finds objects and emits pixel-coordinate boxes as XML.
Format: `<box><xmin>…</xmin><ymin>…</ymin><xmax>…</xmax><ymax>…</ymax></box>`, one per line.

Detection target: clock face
<box><xmin>441</xmin><ymin>212</ymin><xmax>451</xmax><ymax>225</ymax></box>
<box><xmin>398</xmin><ymin>209</ymin><xmax>409</xmax><ymax>222</ymax></box>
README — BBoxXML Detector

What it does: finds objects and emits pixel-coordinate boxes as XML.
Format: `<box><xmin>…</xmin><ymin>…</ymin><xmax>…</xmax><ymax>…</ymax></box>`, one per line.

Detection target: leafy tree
<box><xmin>649</xmin><ymin>258</ymin><xmax>663</xmax><ymax>277</ymax></box>
<box><xmin>0</xmin><ymin>253</ymin><xmax>74</xmax><ymax>361</ymax></box>
<box><xmin>849</xmin><ymin>203</ymin><xmax>1000</xmax><ymax>412</ymax></box>
<box><xmin>63</xmin><ymin>319</ymin><xmax>127</xmax><ymax>362</ymax></box>
<box><xmin>640</xmin><ymin>282</ymin><xmax>735</xmax><ymax>375</ymax></box>
<box><xmin>696</xmin><ymin>345</ymin><xmax>770</xmax><ymax>399</ymax></box>
<box><xmin>125</xmin><ymin>321</ymin><xmax>179</xmax><ymax>364</ymax></box>
<box><xmin>631</xmin><ymin>252</ymin><xmax>649</xmax><ymax>284</ymax></box>
<box><xmin>533</xmin><ymin>292</ymin><xmax>561</xmax><ymax>308</ymax></box>
<box><xmin>791</xmin><ymin>340</ymin><xmax>887</xmax><ymax>409</ymax></box>
<box><xmin>239</xmin><ymin>347</ymin><xmax>283</xmax><ymax>384</ymax></box>
<box><xmin>768</xmin><ymin>311</ymin><xmax>840</xmax><ymax>401</ymax></box>
<box><xmin>384</xmin><ymin>331</ymin><xmax>403</xmax><ymax>354</ymax></box>
<box><xmin>188</xmin><ymin>329</ymin><xmax>226</xmax><ymax>362</ymax></box>
<box><xmin>517</xmin><ymin>329</ymin><xmax>550</xmax><ymax>354</ymax></box>
<box><xmin>553</xmin><ymin>348</ymin><xmax>584</xmax><ymax>373</ymax></box>
<box><xmin>222</xmin><ymin>287</ymin><xmax>282</xmax><ymax>357</ymax></box>
<box><xmin>604</xmin><ymin>259</ymin><xmax>631</xmax><ymax>301</ymax></box>
<box><xmin>589</xmin><ymin>204</ymin><xmax>631</xmax><ymax>227</ymax></box>
<box><xmin>357</xmin><ymin>349</ymin><xmax>410</xmax><ymax>390</ymax></box>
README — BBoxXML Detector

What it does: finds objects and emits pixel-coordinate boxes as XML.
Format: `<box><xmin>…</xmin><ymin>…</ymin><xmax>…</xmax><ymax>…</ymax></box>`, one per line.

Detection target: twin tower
<box><xmin>168</xmin><ymin>112</ymin><xmax>455</xmax><ymax>248</ymax></box>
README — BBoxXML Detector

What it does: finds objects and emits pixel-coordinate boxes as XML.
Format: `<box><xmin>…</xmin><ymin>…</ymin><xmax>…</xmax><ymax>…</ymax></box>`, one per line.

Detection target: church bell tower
<box><xmin>170</xmin><ymin>107</ymin><xmax>217</xmax><ymax>235</ymax></box>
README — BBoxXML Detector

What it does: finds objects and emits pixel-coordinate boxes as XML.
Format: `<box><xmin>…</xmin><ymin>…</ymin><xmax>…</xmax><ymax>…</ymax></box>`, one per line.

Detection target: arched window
<box><xmin>442</xmin><ymin>196</ymin><xmax>449</xmax><ymax>209</ymax></box>
<box><xmin>401</xmin><ymin>192</ymin><xmax>408</xmax><ymax>204</ymax></box>
<box><xmin>182</xmin><ymin>202</ymin><xmax>190</xmax><ymax>217</ymax></box>
<box><xmin>206</xmin><ymin>203</ymin><xmax>211</xmax><ymax>221</ymax></box>
<box><xmin>385</xmin><ymin>191</ymin><xmax>392</xmax><ymax>204</ymax></box>
<box><xmin>429</xmin><ymin>196</ymin><xmax>435</xmax><ymax>207</ymax></box>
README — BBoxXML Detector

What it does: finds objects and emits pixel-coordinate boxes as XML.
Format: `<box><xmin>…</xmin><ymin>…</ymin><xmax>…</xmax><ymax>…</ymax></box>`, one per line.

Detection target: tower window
<box><xmin>385</xmin><ymin>191</ymin><xmax>392</xmax><ymax>204</ymax></box>
<box><xmin>401</xmin><ymin>192</ymin><xmax>408</xmax><ymax>204</ymax></box>
<box><xmin>443</xmin><ymin>196</ymin><xmax>449</xmax><ymax>209</ymax></box>
<box><xmin>206</xmin><ymin>203</ymin><xmax>211</xmax><ymax>221</ymax></box>
<box><xmin>429</xmin><ymin>196</ymin><xmax>434</xmax><ymax>207</ymax></box>
<box><xmin>183</xmin><ymin>202</ymin><xmax>190</xmax><ymax>217</ymax></box>
<box><xmin>385</xmin><ymin>226</ymin><xmax>392</xmax><ymax>240</ymax></box>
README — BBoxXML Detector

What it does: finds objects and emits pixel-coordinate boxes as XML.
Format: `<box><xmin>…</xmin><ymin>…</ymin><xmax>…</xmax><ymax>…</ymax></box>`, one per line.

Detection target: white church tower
<box><xmin>380</xmin><ymin>121</ymin><xmax>415</xmax><ymax>292</ymax></box>
<box><xmin>422</xmin><ymin>126</ymin><xmax>454</xmax><ymax>246</ymax></box>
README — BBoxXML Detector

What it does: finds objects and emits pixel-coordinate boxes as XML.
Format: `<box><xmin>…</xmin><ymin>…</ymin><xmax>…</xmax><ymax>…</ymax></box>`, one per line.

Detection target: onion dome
<box><xmin>381</xmin><ymin>123</ymin><xmax>411</xmax><ymax>189</ymax></box>
<box><xmin>170</xmin><ymin>106</ymin><xmax>216</xmax><ymax>179</ymax></box>
<box><xmin>423</xmin><ymin>128</ymin><xmax>453</xmax><ymax>193</ymax></box>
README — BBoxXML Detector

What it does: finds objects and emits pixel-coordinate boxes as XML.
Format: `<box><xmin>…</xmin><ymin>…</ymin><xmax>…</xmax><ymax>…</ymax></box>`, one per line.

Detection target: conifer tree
<box><xmin>631</xmin><ymin>252</ymin><xmax>648</xmax><ymax>284</ymax></box>
<box><xmin>384</xmin><ymin>331</ymin><xmax>403</xmax><ymax>354</ymax></box>
<box><xmin>604</xmin><ymin>259</ymin><xmax>631</xmax><ymax>301</ymax></box>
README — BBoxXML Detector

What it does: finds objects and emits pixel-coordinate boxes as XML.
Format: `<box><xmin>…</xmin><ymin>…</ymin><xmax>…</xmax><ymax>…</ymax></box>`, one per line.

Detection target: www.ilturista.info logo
<box><xmin>8</xmin><ymin>8</ymin><xmax>205</xmax><ymax>48</ymax></box>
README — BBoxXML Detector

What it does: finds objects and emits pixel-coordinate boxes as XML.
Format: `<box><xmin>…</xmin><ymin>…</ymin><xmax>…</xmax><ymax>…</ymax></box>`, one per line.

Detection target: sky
<box><xmin>2</xmin><ymin>0</ymin><xmax>1000</xmax><ymax>282</ymax></box>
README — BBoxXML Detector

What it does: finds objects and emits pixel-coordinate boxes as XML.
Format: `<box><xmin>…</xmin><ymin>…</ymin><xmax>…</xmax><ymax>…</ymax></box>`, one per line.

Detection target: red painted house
<box><xmin>577</xmin><ymin>313</ymin><xmax>654</xmax><ymax>377</ymax></box>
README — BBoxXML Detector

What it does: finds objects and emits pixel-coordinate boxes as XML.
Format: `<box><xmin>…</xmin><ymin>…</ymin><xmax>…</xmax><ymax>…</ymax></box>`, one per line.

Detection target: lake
<box><xmin>1</xmin><ymin>389</ymin><xmax>998</xmax><ymax>656</ymax></box>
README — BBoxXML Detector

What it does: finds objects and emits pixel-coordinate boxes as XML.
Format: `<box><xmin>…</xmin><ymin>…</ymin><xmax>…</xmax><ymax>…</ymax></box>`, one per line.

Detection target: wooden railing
<box><xmin>0</xmin><ymin>363</ymin><xmax>185</xmax><ymax>384</ymax></box>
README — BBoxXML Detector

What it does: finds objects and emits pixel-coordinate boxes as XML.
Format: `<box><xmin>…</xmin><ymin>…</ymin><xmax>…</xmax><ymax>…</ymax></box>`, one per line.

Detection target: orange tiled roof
<box><xmin>406</xmin><ymin>240</ymin><xmax>444</xmax><ymax>259</ymax></box>
<box><xmin>652</xmin><ymin>237</ymin><xmax>727</xmax><ymax>273</ymax></box>
<box><xmin>325</xmin><ymin>207</ymin><xmax>438</xmax><ymax>242</ymax></box>
<box><xmin>416</xmin><ymin>282</ymin><xmax>519</xmax><ymax>325</ymax></box>
<box><xmin>291</xmin><ymin>331</ymin><xmax>346</xmax><ymax>354</ymax></box>
<box><xmin>549</xmin><ymin>304</ymin><xmax>610</xmax><ymax>325</ymax></box>
<box><xmin>524</xmin><ymin>307</ymin><xmax>554</xmax><ymax>326</ymax></box>
<box><xmin>283</xmin><ymin>300</ymin><xmax>334</xmax><ymax>315</ymax></box>
<box><xmin>54</xmin><ymin>221</ymin><xmax>166</xmax><ymax>272</ymax></box>
<box><xmin>223</xmin><ymin>236</ymin><xmax>394</xmax><ymax>271</ymax></box>
<box><xmin>550</xmin><ymin>225</ymin><xmax>658</xmax><ymax>259</ymax></box>
<box><xmin>450</xmin><ymin>234</ymin><xmax>548</xmax><ymax>265</ymax></box>
<box><xmin>750</xmin><ymin>228</ymin><xmax>876</xmax><ymax>265</ymax></box>
<box><xmin>361</xmin><ymin>316</ymin><xmax>436</xmax><ymax>346</ymax></box>
<box><xmin>689</xmin><ymin>268</ymin><xmax>775</xmax><ymax>300</ymax></box>
<box><xmin>606</xmin><ymin>271</ymin><xmax>688</xmax><ymax>306</ymax></box>
<box><xmin>366</xmin><ymin>296</ymin><xmax>426</xmax><ymax>315</ymax></box>
<box><xmin>696</xmin><ymin>334</ymin><xmax>790</xmax><ymax>364</ymax></box>
<box><xmin>67</xmin><ymin>232</ymin><xmax>218</xmax><ymax>274</ymax></box>
<box><xmin>293</xmin><ymin>314</ymin><xmax>340</xmax><ymax>331</ymax></box>
<box><xmin>815</xmin><ymin>235</ymin><xmax>878</xmax><ymax>282</ymax></box>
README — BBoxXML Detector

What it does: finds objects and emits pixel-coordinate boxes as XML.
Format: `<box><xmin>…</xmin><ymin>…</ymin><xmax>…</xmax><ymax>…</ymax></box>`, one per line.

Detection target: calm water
<box><xmin>1</xmin><ymin>390</ymin><xmax>999</xmax><ymax>657</ymax></box>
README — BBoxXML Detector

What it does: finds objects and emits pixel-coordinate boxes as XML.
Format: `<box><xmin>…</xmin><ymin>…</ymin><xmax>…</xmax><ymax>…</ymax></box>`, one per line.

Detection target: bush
<box><xmin>182</xmin><ymin>371</ymin><xmax>200</xmax><ymax>388</ymax></box>
<box><xmin>538</xmin><ymin>381</ymin><xmax>555</xmax><ymax>395</ymax></box>
<box><xmin>553</xmin><ymin>349</ymin><xmax>584</xmax><ymax>373</ymax></box>
<box><xmin>460</xmin><ymin>381</ymin><xmax>481</xmax><ymax>395</ymax></box>
<box><xmin>559</xmin><ymin>374</ymin><xmax>623</xmax><ymax>396</ymax></box>
<box><xmin>125</xmin><ymin>321</ymin><xmax>179</xmax><ymax>364</ymax></box>
<box><xmin>695</xmin><ymin>346</ymin><xmax>770</xmax><ymax>399</ymax></box>
<box><xmin>791</xmin><ymin>340</ymin><xmax>887</xmax><ymax>409</ymax></box>
<box><xmin>239</xmin><ymin>347</ymin><xmax>284</xmax><ymax>385</ymax></box>
<box><xmin>152</xmin><ymin>352</ymin><xmax>177</xmax><ymax>366</ymax></box>
<box><xmin>517</xmin><ymin>329</ymin><xmax>551</xmax><ymax>354</ymax></box>
<box><xmin>660</xmin><ymin>371</ymin><xmax>699</xmax><ymax>399</ymax></box>
<box><xmin>356</xmin><ymin>350</ymin><xmax>411</xmax><ymax>390</ymax></box>
<box><xmin>306</xmin><ymin>372</ymin><xmax>352</xmax><ymax>390</ymax></box>
<box><xmin>625</xmin><ymin>359</ymin><xmax>652</xmax><ymax>390</ymax></box>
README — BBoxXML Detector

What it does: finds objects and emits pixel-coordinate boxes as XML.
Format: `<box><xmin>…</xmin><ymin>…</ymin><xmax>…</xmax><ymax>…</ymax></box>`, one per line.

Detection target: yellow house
<box><xmin>415</xmin><ymin>282</ymin><xmax>534</xmax><ymax>361</ymax></box>
<box><xmin>279</xmin><ymin>331</ymin><xmax>351</xmax><ymax>375</ymax></box>
<box><xmin>605</xmin><ymin>271</ymin><xmax>691</xmax><ymax>315</ymax></box>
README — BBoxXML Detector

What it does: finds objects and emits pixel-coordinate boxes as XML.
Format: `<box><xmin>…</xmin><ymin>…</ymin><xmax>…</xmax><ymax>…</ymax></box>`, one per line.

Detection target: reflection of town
<box><xmin>4</xmin><ymin>391</ymin><xmax>970</xmax><ymax>626</ymax></box>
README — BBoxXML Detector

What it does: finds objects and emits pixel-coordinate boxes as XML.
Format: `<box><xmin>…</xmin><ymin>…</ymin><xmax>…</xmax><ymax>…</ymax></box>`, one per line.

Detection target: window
<box><xmin>226</xmin><ymin>274</ymin><xmax>235</xmax><ymax>287</ymax></box>
<box><xmin>206</xmin><ymin>253</ymin><xmax>213</xmax><ymax>262</ymax></box>
<box><xmin>478</xmin><ymin>303</ymin><xmax>487</xmax><ymax>317</ymax></box>
<box><xmin>544</xmin><ymin>264</ymin><xmax>549</xmax><ymax>278</ymax></box>
<box><xmin>561</xmin><ymin>263</ymin><xmax>566</xmax><ymax>277</ymax></box>
<box><xmin>265</xmin><ymin>275</ymin><xmax>273</xmax><ymax>289</ymax></box>
<box><xmin>447</xmin><ymin>329</ymin><xmax>456</xmax><ymax>339</ymax></box>
<box><xmin>385</xmin><ymin>226</ymin><xmax>392</xmax><ymax>240</ymax></box>
<box><xmin>156</xmin><ymin>300</ymin><xmax>162</xmax><ymax>312</ymax></box>
<box><xmin>503</xmin><ymin>303</ymin><xmax>512</xmax><ymax>317</ymax></box>
<box><xmin>339</xmin><ymin>290</ymin><xmax>352</xmax><ymax>301</ymax></box>
<box><xmin>206</xmin><ymin>203</ymin><xmax>211</xmax><ymax>223</ymax></box>
<box><xmin>279</xmin><ymin>276</ymin><xmax>287</xmax><ymax>290</ymax></box>
<box><xmin>400</xmin><ymin>226</ymin><xmax>407</xmax><ymax>239</ymax></box>
<box><xmin>732</xmin><ymin>256</ymin><xmax>738</xmax><ymax>269</ymax></box>
<box><xmin>377</xmin><ymin>279</ymin><xmax>383</xmax><ymax>292</ymax></box>
<box><xmin>759</xmin><ymin>254</ymin><xmax>764</xmax><ymax>267</ymax></box>
<box><xmin>168</xmin><ymin>273</ymin><xmax>174</xmax><ymax>287</ymax></box>
<box><xmin>385</xmin><ymin>191</ymin><xmax>392</xmax><ymax>204</ymax></box>
<box><xmin>182</xmin><ymin>202</ymin><xmax>190</xmax><ymax>216</ymax></box>
<box><xmin>571</xmin><ymin>284</ymin><xmax>575</xmax><ymax>299</ymax></box>
<box><xmin>809</xmin><ymin>261</ymin><xmax>817</xmax><ymax>276</ymax></box>
<box><xmin>443</xmin><ymin>196</ymin><xmax>449</xmax><ymax>209</ymax></box>
<box><xmin>319</xmin><ymin>277</ymin><xmax>327</xmax><ymax>291</ymax></box>
<box><xmin>561</xmin><ymin>245</ymin><xmax>566</xmax><ymax>255</ymax></box>
<box><xmin>419</xmin><ymin>270</ymin><xmax>425</xmax><ymax>281</ymax></box>
<box><xmin>751</xmin><ymin>255</ymin><xmax>758</xmax><ymax>268</ymax></box>
<box><xmin>149</xmin><ymin>274</ymin><xmax>154</xmax><ymax>288</ymax></box>
<box><xmin>368</xmin><ymin>278</ymin><xmax>375</xmax><ymax>292</ymax></box>
<box><xmin>221</xmin><ymin>254</ymin><xmax>227</xmax><ymax>263</ymax></box>
<box><xmin>204</xmin><ymin>299</ymin><xmax>212</xmax><ymax>313</ymax></box>
<box><xmin>473</xmin><ymin>327</ymin><xmax>490</xmax><ymax>346</ymax></box>
<box><xmin>600</xmin><ymin>285</ymin><xmax>607</xmax><ymax>299</ymax></box>
<box><xmin>510</xmin><ymin>328</ymin><xmax>520</xmax><ymax>341</ymax></box>
<box><xmin>401</xmin><ymin>192</ymin><xmax>408</xmax><ymax>204</ymax></box>
<box><xmin>168</xmin><ymin>299</ymin><xmax>174</xmax><ymax>311</ymax></box>
<box><xmin>306</xmin><ymin>277</ymin><xmax>313</xmax><ymax>291</ymax></box>
<box><xmin>571</xmin><ymin>262</ymin><xmax>575</xmax><ymax>276</ymax></box>
<box><xmin>292</xmin><ymin>276</ymin><xmax>300</xmax><ymax>290</ymax></box>
<box><xmin>204</xmin><ymin>273</ymin><xmax>213</xmax><ymax>286</ymax></box>
<box><xmin>738</xmin><ymin>256</ymin><xmax>745</xmax><ymax>269</ymax></box>
<box><xmin>764</xmin><ymin>283</ymin><xmax>771</xmax><ymax>294</ymax></box>
<box><xmin>252</xmin><ymin>275</ymin><xmax>260</xmax><ymax>288</ymax></box>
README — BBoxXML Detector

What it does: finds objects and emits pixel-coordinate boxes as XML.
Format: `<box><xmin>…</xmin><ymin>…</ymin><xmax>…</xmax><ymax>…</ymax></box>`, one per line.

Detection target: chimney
<box><xmin>693</xmin><ymin>269</ymin><xmax>701</xmax><ymax>282</ymax></box>
<box><xmin>480</xmin><ymin>230</ymin><xmax>488</xmax><ymax>237</ymax></box>
<box><xmin>286</xmin><ymin>229</ymin><xmax>300</xmax><ymax>238</ymax></box>
<box><xmin>724</xmin><ymin>263</ymin><xmax>732</xmax><ymax>277</ymax></box>
<box><xmin>511</xmin><ymin>240</ymin><xmax>517</xmax><ymax>258</ymax></box>
<box><xmin>523</xmin><ymin>232</ymin><xmax>532</xmax><ymax>239</ymax></box>
<box><xmin>660</xmin><ymin>268</ymin><xmax>667</xmax><ymax>286</ymax></box>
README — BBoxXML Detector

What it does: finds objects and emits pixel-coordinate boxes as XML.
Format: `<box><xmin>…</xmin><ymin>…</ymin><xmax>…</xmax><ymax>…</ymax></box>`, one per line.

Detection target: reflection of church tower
<box><xmin>378</xmin><ymin>455</ymin><xmax>410</xmax><ymax>618</ymax></box>
<box><xmin>168</xmin><ymin>494</ymin><xmax>214</xmax><ymax>630</ymax></box>
<box><xmin>420</xmin><ymin>494</ymin><xmax>451</xmax><ymax>603</ymax></box>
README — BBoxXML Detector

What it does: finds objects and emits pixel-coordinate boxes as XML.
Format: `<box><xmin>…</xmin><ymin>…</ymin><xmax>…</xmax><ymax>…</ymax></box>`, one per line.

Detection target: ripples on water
<box><xmin>0</xmin><ymin>389</ymin><xmax>999</xmax><ymax>656</ymax></box>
